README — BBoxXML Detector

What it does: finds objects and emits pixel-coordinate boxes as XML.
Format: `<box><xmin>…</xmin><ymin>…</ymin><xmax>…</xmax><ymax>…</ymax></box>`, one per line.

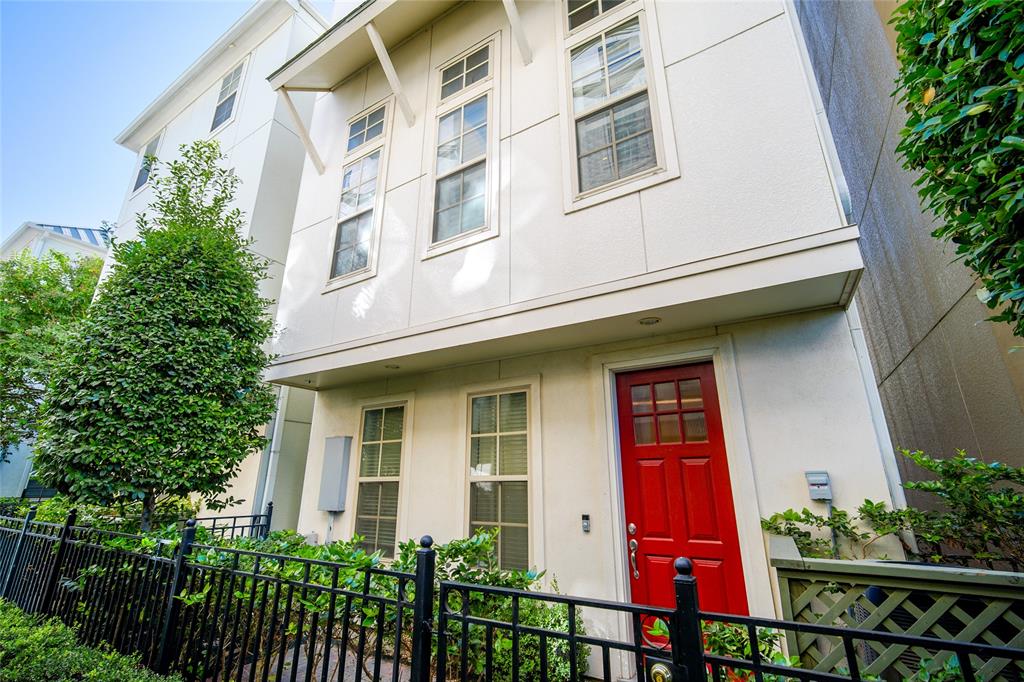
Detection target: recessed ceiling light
<box><xmin>638</xmin><ymin>317</ymin><xmax>662</xmax><ymax>326</ymax></box>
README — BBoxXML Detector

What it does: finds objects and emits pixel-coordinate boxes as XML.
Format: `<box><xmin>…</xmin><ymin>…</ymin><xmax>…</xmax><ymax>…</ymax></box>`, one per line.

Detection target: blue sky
<box><xmin>0</xmin><ymin>0</ymin><xmax>330</xmax><ymax>242</ymax></box>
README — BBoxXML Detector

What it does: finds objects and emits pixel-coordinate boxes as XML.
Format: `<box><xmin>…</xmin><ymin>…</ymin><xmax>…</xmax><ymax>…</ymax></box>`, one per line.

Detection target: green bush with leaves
<box><xmin>763</xmin><ymin>449</ymin><xmax>1024</xmax><ymax>569</ymax></box>
<box><xmin>0</xmin><ymin>599</ymin><xmax>179</xmax><ymax>682</ymax></box>
<box><xmin>892</xmin><ymin>0</ymin><xmax>1024</xmax><ymax>337</ymax></box>
<box><xmin>33</xmin><ymin>140</ymin><xmax>277</xmax><ymax>529</ymax></box>
<box><xmin>0</xmin><ymin>251</ymin><xmax>101</xmax><ymax>460</ymax></box>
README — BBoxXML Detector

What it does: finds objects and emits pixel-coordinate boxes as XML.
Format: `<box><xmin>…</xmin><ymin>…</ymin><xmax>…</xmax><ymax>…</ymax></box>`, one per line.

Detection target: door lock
<box><xmin>627</xmin><ymin>522</ymin><xmax>637</xmax><ymax>535</ymax></box>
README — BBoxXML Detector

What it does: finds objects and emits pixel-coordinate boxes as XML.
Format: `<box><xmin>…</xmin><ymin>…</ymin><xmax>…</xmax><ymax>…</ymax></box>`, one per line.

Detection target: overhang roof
<box><xmin>268</xmin><ymin>0</ymin><xmax>459</xmax><ymax>91</ymax></box>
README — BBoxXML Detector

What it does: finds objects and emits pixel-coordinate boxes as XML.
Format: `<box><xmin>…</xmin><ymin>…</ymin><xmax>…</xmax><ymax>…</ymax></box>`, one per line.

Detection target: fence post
<box><xmin>154</xmin><ymin>518</ymin><xmax>196</xmax><ymax>675</ymax></box>
<box><xmin>670</xmin><ymin>557</ymin><xmax>705</xmax><ymax>681</ymax></box>
<box><xmin>40</xmin><ymin>508</ymin><xmax>77</xmax><ymax>614</ymax></box>
<box><xmin>261</xmin><ymin>501</ymin><xmax>273</xmax><ymax>539</ymax></box>
<box><xmin>410</xmin><ymin>535</ymin><xmax>436</xmax><ymax>682</ymax></box>
<box><xmin>1</xmin><ymin>505</ymin><xmax>36</xmax><ymax>600</ymax></box>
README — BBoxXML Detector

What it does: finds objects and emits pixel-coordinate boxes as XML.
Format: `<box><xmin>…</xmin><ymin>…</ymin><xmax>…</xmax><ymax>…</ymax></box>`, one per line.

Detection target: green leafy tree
<box><xmin>893</xmin><ymin>0</ymin><xmax>1024</xmax><ymax>337</ymax></box>
<box><xmin>0</xmin><ymin>251</ymin><xmax>102</xmax><ymax>460</ymax></box>
<box><xmin>34</xmin><ymin>140</ymin><xmax>276</xmax><ymax>529</ymax></box>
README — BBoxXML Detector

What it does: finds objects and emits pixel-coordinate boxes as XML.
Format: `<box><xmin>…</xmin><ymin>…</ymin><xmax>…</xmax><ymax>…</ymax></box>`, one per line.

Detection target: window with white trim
<box><xmin>468</xmin><ymin>390</ymin><xmax>529</xmax><ymax>570</ymax></box>
<box><xmin>567</xmin><ymin>0</ymin><xmax>628</xmax><ymax>31</ymax></box>
<box><xmin>347</xmin><ymin>105</ymin><xmax>385</xmax><ymax>151</ymax></box>
<box><xmin>569</xmin><ymin>16</ymin><xmax>656</xmax><ymax>193</ymax></box>
<box><xmin>211</xmin><ymin>63</ymin><xmax>243</xmax><ymax>131</ymax></box>
<box><xmin>441</xmin><ymin>45</ymin><xmax>489</xmax><ymax>100</ymax></box>
<box><xmin>354</xmin><ymin>404</ymin><xmax>405</xmax><ymax>558</ymax></box>
<box><xmin>332</xmin><ymin>149</ymin><xmax>380</xmax><ymax>279</ymax></box>
<box><xmin>133</xmin><ymin>134</ymin><xmax>161</xmax><ymax>191</ymax></box>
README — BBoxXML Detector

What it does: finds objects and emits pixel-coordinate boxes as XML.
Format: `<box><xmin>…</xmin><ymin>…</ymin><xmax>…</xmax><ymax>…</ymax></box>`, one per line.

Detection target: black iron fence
<box><xmin>2</xmin><ymin>507</ymin><xmax>1023</xmax><ymax>682</ymax></box>
<box><xmin>194</xmin><ymin>502</ymin><xmax>273</xmax><ymax>540</ymax></box>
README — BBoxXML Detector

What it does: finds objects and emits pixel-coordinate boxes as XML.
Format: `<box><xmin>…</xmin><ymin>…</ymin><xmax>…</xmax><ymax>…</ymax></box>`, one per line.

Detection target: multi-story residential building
<box><xmin>793</xmin><ymin>1</ymin><xmax>1024</xmax><ymax>504</ymax></box>
<box><xmin>1</xmin><ymin>223</ymin><xmax>109</xmax><ymax>499</ymax></box>
<box><xmin>262</xmin><ymin>0</ymin><xmax>905</xmax><ymax>626</ymax></box>
<box><xmin>111</xmin><ymin>0</ymin><xmax>327</xmax><ymax>530</ymax></box>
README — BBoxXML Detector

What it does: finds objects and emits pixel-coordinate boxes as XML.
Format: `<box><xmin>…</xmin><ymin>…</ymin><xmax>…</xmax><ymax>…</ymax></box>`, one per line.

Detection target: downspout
<box><xmin>260</xmin><ymin>386</ymin><xmax>291</xmax><ymax>522</ymax></box>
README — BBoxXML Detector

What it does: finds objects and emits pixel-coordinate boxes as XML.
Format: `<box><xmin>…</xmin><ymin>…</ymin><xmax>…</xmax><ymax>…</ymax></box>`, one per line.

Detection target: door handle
<box><xmin>628</xmin><ymin>538</ymin><xmax>639</xmax><ymax>579</ymax></box>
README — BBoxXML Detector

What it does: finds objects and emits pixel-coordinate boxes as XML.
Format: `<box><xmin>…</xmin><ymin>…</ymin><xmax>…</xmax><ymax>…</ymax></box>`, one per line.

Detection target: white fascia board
<box><xmin>0</xmin><ymin>222</ymin><xmax>37</xmax><ymax>255</ymax></box>
<box><xmin>114</xmin><ymin>0</ymin><xmax>295</xmax><ymax>151</ymax></box>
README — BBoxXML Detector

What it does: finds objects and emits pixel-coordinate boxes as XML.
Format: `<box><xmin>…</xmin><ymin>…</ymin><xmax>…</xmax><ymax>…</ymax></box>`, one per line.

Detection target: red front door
<box><xmin>616</xmin><ymin>362</ymin><xmax>748</xmax><ymax>614</ymax></box>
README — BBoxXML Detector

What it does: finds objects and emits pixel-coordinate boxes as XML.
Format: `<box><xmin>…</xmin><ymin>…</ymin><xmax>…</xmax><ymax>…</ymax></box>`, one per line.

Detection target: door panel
<box><xmin>616</xmin><ymin>362</ymin><xmax>748</xmax><ymax>615</ymax></box>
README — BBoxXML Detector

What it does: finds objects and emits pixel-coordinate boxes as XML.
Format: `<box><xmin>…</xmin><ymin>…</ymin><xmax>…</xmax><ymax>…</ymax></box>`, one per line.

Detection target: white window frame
<box><xmin>350</xmin><ymin>397</ymin><xmax>412</xmax><ymax>559</ymax></box>
<box><xmin>563</xmin><ymin>0</ymin><xmax>638</xmax><ymax>36</ymax></box>
<box><xmin>130</xmin><ymin>131</ymin><xmax>163</xmax><ymax>197</ymax></box>
<box><xmin>418</xmin><ymin>33</ymin><xmax>503</xmax><ymax>260</ymax></box>
<box><xmin>459</xmin><ymin>376</ymin><xmax>544</xmax><ymax>572</ymax></box>
<box><xmin>209</xmin><ymin>59</ymin><xmax>247</xmax><ymax>135</ymax></box>
<box><xmin>324</xmin><ymin>99</ymin><xmax>394</xmax><ymax>292</ymax></box>
<box><xmin>557</xmin><ymin>1</ymin><xmax>679</xmax><ymax>213</ymax></box>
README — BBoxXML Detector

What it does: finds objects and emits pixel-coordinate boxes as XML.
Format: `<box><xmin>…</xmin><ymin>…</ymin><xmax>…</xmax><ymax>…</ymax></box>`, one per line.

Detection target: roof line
<box><xmin>114</xmin><ymin>0</ymin><xmax>293</xmax><ymax>149</ymax></box>
<box><xmin>267</xmin><ymin>0</ymin><xmax>379</xmax><ymax>86</ymax></box>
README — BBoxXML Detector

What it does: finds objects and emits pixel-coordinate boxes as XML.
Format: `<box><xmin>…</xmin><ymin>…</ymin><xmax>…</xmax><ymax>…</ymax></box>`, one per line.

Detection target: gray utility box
<box><xmin>318</xmin><ymin>436</ymin><xmax>352</xmax><ymax>512</ymax></box>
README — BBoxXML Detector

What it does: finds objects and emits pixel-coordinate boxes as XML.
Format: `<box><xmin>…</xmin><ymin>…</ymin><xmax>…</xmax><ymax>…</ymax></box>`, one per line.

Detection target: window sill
<box><xmin>421</xmin><ymin>225</ymin><xmax>498</xmax><ymax>260</ymax></box>
<box><xmin>565</xmin><ymin>165</ymin><xmax>679</xmax><ymax>214</ymax></box>
<box><xmin>322</xmin><ymin>268</ymin><xmax>376</xmax><ymax>294</ymax></box>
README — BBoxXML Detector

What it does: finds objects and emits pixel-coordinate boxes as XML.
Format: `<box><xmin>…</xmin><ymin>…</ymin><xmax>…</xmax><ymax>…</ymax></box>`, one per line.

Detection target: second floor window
<box><xmin>133</xmin><ymin>134</ymin><xmax>161</xmax><ymax>191</ymax></box>
<box><xmin>348</xmin><ymin>106</ymin><xmax>385</xmax><ymax>151</ymax></box>
<box><xmin>332</xmin><ymin>150</ymin><xmax>380</xmax><ymax>279</ymax></box>
<box><xmin>211</xmin><ymin>63</ymin><xmax>243</xmax><ymax>131</ymax></box>
<box><xmin>570</xmin><ymin>17</ymin><xmax>656</xmax><ymax>193</ymax></box>
<box><xmin>433</xmin><ymin>96</ymin><xmax>488</xmax><ymax>243</ymax></box>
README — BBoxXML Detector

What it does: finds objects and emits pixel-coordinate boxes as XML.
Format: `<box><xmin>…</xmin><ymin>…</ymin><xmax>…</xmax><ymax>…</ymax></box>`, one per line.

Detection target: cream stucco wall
<box><xmin>292</xmin><ymin>308</ymin><xmax>898</xmax><ymax>627</ymax></box>
<box><xmin>273</xmin><ymin>0</ymin><xmax>850</xmax><ymax>368</ymax></box>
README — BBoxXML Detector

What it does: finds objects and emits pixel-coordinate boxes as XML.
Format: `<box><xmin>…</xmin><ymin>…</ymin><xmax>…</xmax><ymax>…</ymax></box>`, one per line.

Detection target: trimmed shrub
<box><xmin>0</xmin><ymin>599</ymin><xmax>178</xmax><ymax>682</ymax></box>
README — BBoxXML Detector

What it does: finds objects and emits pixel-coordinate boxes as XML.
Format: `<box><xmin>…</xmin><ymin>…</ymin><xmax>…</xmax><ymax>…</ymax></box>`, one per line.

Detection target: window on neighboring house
<box><xmin>441</xmin><ymin>45</ymin><xmax>489</xmax><ymax>100</ymax></box>
<box><xmin>354</xmin><ymin>404</ymin><xmax>405</xmax><ymax>558</ymax></box>
<box><xmin>468</xmin><ymin>390</ymin><xmax>529</xmax><ymax>570</ymax></box>
<box><xmin>133</xmin><ymin>135</ymin><xmax>161</xmax><ymax>191</ymax></box>
<box><xmin>211</xmin><ymin>63</ymin><xmax>244</xmax><ymax>131</ymax></box>
<box><xmin>433</xmin><ymin>96</ymin><xmax>488</xmax><ymax>243</ymax></box>
<box><xmin>567</xmin><ymin>0</ymin><xmax>627</xmax><ymax>30</ymax></box>
<box><xmin>570</xmin><ymin>17</ymin><xmax>656</xmax><ymax>193</ymax></box>
<box><xmin>348</xmin><ymin>106</ymin><xmax>386</xmax><ymax>151</ymax></box>
<box><xmin>332</xmin><ymin>150</ymin><xmax>380</xmax><ymax>279</ymax></box>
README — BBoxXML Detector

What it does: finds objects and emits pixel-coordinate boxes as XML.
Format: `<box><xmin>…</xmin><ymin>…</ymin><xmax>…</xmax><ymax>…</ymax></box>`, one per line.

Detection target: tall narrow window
<box><xmin>133</xmin><ymin>134</ymin><xmax>161</xmax><ymax>191</ymax></box>
<box><xmin>211</xmin><ymin>63</ymin><xmax>244</xmax><ymax>131</ymax></box>
<box><xmin>433</xmin><ymin>96</ymin><xmax>488</xmax><ymax>243</ymax></box>
<box><xmin>468</xmin><ymin>390</ymin><xmax>529</xmax><ymax>570</ymax></box>
<box><xmin>355</xmin><ymin>405</ymin><xmax>405</xmax><ymax>557</ymax></box>
<box><xmin>332</xmin><ymin>150</ymin><xmax>380</xmax><ymax>278</ymax></box>
<box><xmin>567</xmin><ymin>0</ymin><xmax>627</xmax><ymax>30</ymax></box>
<box><xmin>570</xmin><ymin>17</ymin><xmax>655</xmax><ymax>193</ymax></box>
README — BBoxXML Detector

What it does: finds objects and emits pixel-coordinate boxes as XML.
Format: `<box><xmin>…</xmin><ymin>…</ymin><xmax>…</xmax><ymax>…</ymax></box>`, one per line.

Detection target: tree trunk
<box><xmin>141</xmin><ymin>492</ymin><xmax>156</xmax><ymax>532</ymax></box>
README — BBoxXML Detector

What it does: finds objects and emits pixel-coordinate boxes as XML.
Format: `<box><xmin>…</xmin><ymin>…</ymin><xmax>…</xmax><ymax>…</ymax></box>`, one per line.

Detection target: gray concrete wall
<box><xmin>793</xmin><ymin>0</ymin><xmax>1024</xmax><ymax>504</ymax></box>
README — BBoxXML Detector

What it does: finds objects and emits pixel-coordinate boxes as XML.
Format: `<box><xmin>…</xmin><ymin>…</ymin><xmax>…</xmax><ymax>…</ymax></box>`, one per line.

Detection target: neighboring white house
<box><xmin>261</xmin><ymin>0</ymin><xmax>904</xmax><ymax>636</ymax></box>
<box><xmin>110</xmin><ymin>0</ymin><xmax>328</xmax><ymax>530</ymax></box>
<box><xmin>0</xmin><ymin>222</ymin><xmax>108</xmax><ymax>498</ymax></box>
<box><xmin>0</xmin><ymin>222</ymin><xmax>108</xmax><ymax>261</ymax></box>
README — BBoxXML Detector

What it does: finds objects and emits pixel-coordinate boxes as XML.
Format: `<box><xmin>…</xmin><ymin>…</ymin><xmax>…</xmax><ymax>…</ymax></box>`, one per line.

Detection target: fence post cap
<box><xmin>674</xmin><ymin>557</ymin><xmax>693</xmax><ymax>576</ymax></box>
<box><xmin>185</xmin><ymin>518</ymin><xmax>197</xmax><ymax>528</ymax></box>
<box><xmin>419</xmin><ymin>535</ymin><xmax>434</xmax><ymax>549</ymax></box>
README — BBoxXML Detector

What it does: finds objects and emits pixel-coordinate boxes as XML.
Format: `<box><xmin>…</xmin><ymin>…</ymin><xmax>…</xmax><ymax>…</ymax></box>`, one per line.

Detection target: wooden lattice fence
<box><xmin>771</xmin><ymin>536</ymin><xmax>1024</xmax><ymax>680</ymax></box>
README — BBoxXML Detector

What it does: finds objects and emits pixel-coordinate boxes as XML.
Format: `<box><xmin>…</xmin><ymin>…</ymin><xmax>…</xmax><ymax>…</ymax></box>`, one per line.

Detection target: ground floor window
<box><xmin>468</xmin><ymin>390</ymin><xmax>529</xmax><ymax>569</ymax></box>
<box><xmin>354</xmin><ymin>404</ymin><xmax>404</xmax><ymax>557</ymax></box>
